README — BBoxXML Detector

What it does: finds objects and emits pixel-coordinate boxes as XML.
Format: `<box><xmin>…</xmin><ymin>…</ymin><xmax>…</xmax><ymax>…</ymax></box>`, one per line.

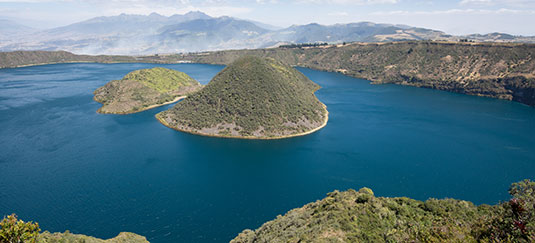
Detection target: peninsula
<box><xmin>93</xmin><ymin>67</ymin><xmax>202</xmax><ymax>114</ymax></box>
<box><xmin>156</xmin><ymin>56</ymin><xmax>328</xmax><ymax>139</ymax></box>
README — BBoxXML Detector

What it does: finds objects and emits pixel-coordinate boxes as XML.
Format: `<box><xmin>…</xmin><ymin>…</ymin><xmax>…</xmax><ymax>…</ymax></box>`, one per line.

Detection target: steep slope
<box><xmin>94</xmin><ymin>67</ymin><xmax>201</xmax><ymax>114</ymax></box>
<box><xmin>232</xmin><ymin>180</ymin><xmax>535</xmax><ymax>243</ymax></box>
<box><xmin>177</xmin><ymin>41</ymin><xmax>535</xmax><ymax>106</ymax></box>
<box><xmin>156</xmin><ymin>56</ymin><xmax>328</xmax><ymax>139</ymax></box>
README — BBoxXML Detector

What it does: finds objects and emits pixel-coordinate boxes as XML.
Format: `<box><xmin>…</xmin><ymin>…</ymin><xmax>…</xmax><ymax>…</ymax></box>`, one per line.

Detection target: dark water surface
<box><xmin>0</xmin><ymin>63</ymin><xmax>534</xmax><ymax>242</ymax></box>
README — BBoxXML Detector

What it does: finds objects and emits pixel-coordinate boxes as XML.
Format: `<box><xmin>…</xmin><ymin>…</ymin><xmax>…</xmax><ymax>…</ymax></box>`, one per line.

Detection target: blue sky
<box><xmin>1</xmin><ymin>0</ymin><xmax>534</xmax><ymax>35</ymax></box>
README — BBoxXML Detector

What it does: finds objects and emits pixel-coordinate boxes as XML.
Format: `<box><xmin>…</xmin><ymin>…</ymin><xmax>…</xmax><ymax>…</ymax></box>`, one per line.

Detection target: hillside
<box><xmin>38</xmin><ymin>231</ymin><xmax>148</xmax><ymax>243</ymax></box>
<box><xmin>94</xmin><ymin>67</ymin><xmax>202</xmax><ymax>114</ymax></box>
<box><xmin>156</xmin><ymin>56</ymin><xmax>328</xmax><ymax>139</ymax></box>
<box><xmin>0</xmin><ymin>50</ymin><xmax>135</xmax><ymax>68</ymax></box>
<box><xmin>175</xmin><ymin>41</ymin><xmax>535</xmax><ymax>106</ymax></box>
<box><xmin>2</xmin><ymin>41</ymin><xmax>535</xmax><ymax>107</ymax></box>
<box><xmin>232</xmin><ymin>180</ymin><xmax>535</xmax><ymax>243</ymax></box>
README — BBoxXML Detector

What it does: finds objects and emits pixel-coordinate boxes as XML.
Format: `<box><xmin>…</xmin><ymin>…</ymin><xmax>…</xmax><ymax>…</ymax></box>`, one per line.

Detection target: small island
<box><xmin>93</xmin><ymin>67</ymin><xmax>202</xmax><ymax>114</ymax></box>
<box><xmin>156</xmin><ymin>56</ymin><xmax>328</xmax><ymax>139</ymax></box>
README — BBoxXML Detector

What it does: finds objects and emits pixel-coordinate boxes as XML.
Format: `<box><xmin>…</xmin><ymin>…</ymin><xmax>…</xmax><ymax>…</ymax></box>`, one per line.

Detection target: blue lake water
<box><xmin>0</xmin><ymin>63</ymin><xmax>534</xmax><ymax>242</ymax></box>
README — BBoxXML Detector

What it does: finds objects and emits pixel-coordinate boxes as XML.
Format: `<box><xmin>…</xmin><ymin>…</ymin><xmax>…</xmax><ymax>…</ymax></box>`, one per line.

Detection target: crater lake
<box><xmin>0</xmin><ymin>63</ymin><xmax>534</xmax><ymax>242</ymax></box>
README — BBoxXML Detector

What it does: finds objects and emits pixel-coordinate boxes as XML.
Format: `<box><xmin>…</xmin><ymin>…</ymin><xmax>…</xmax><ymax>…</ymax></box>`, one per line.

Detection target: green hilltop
<box><xmin>94</xmin><ymin>67</ymin><xmax>202</xmax><ymax>114</ymax></box>
<box><xmin>232</xmin><ymin>180</ymin><xmax>535</xmax><ymax>243</ymax></box>
<box><xmin>156</xmin><ymin>56</ymin><xmax>328</xmax><ymax>139</ymax></box>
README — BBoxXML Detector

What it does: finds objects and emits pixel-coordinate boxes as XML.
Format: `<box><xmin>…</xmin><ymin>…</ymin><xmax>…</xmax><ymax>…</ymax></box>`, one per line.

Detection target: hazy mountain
<box><xmin>1</xmin><ymin>11</ymin><xmax>533</xmax><ymax>55</ymax></box>
<box><xmin>0</xmin><ymin>19</ymin><xmax>36</xmax><ymax>39</ymax></box>
<box><xmin>151</xmin><ymin>17</ymin><xmax>270</xmax><ymax>53</ymax></box>
<box><xmin>461</xmin><ymin>32</ymin><xmax>535</xmax><ymax>42</ymax></box>
<box><xmin>44</xmin><ymin>11</ymin><xmax>211</xmax><ymax>37</ymax></box>
<box><xmin>262</xmin><ymin>22</ymin><xmax>452</xmax><ymax>44</ymax></box>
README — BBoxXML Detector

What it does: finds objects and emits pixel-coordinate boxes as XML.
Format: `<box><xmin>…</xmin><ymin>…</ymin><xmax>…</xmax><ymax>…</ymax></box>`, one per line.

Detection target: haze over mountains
<box><xmin>1</xmin><ymin>11</ymin><xmax>534</xmax><ymax>55</ymax></box>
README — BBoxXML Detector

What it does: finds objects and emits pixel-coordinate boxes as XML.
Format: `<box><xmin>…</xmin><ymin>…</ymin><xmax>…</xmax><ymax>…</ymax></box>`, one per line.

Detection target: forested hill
<box><xmin>176</xmin><ymin>41</ymin><xmax>535</xmax><ymax>107</ymax></box>
<box><xmin>156</xmin><ymin>56</ymin><xmax>328</xmax><ymax>139</ymax></box>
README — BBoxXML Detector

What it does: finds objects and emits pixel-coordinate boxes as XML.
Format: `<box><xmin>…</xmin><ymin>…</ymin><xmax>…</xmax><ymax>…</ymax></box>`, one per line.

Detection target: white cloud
<box><xmin>256</xmin><ymin>0</ymin><xmax>278</xmax><ymax>4</ymax></box>
<box><xmin>370</xmin><ymin>8</ymin><xmax>535</xmax><ymax>16</ymax></box>
<box><xmin>460</xmin><ymin>0</ymin><xmax>493</xmax><ymax>5</ymax></box>
<box><xmin>328</xmin><ymin>11</ymin><xmax>348</xmax><ymax>16</ymax></box>
<box><xmin>296</xmin><ymin>0</ymin><xmax>398</xmax><ymax>5</ymax></box>
<box><xmin>459</xmin><ymin>0</ymin><xmax>535</xmax><ymax>7</ymax></box>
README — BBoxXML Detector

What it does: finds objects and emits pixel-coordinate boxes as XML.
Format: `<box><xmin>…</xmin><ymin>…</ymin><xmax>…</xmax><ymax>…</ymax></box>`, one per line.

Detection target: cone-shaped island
<box><xmin>94</xmin><ymin>67</ymin><xmax>202</xmax><ymax>114</ymax></box>
<box><xmin>156</xmin><ymin>56</ymin><xmax>328</xmax><ymax>139</ymax></box>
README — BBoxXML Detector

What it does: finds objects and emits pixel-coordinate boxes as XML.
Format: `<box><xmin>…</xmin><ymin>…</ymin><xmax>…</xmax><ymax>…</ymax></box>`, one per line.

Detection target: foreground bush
<box><xmin>0</xmin><ymin>214</ymin><xmax>40</xmax><ymax>243</ymax></box>
<box><xmin>232</xmin><ymin>180</ymin><xmax>535</xmax><ymax>242</ymax></box>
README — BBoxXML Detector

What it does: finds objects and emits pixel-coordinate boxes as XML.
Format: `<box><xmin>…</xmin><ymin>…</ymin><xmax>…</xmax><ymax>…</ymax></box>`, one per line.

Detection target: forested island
<box><xmin>94</xmin><ymin>67</ymin><xmax>202</xmax><ymax>114</ymax></box>
<box><xmin>1</xmin><ymin>41</ymin><xmax>534</xmax><ymax>107</ymax></box>
<box><xmin>156</xmin><ymin>56</ymin><xmax>328</xmax><ymax>139</ymax></box>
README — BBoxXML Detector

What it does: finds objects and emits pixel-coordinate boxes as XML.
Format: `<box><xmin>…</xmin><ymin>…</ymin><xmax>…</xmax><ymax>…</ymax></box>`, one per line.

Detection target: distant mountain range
<box><xmin>1</xmin><ymin>11</ymin><xmax>534</xmax><ymax>55</ymax></box>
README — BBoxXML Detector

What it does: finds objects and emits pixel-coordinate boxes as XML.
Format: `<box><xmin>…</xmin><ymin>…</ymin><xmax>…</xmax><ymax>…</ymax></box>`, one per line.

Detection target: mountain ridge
<box><xmin>1</xmin><ymin>11</ymin><xmax>534</xmax><ymax>55</ymax></box>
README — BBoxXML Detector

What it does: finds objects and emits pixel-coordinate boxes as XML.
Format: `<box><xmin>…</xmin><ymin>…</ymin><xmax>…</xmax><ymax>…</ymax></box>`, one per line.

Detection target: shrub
<box><xmin>0</xmin><ymin>214</ymin><xmax>40</xmax><ymax>243</ymax></box>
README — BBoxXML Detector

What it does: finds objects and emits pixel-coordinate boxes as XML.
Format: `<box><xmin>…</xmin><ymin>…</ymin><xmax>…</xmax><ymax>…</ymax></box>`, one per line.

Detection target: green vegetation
<box><xmin>1</xmin><ymin>214</ymin><xmax>40</xmax><ymax>243</ymax></box>
<box><xmin>156</xmin><ymin>56</ymin><xmax>328</xmax><ymax>139</ymax></box>
<box><xmin>38</xmin><ymin>231</ymin><xmax>148</xmax><ymax>243</ymax></box>
<box><xmin>232</xmin><ymin>180</ymin><xmax>535</xmax><ymax>243</ymax></box>
<box><xmin>0</xmin><ymin>51</ymin><xmax>136</xmax><ymax>68</ymax></box>
<box><xmin>94</xmin><ymin>67</ymin><xmax>202</xmax><ymax>114</ymax></box>
<box><xmin>122</xmin><ymin>67</ymin><xmax>198</xmax><ymax>93</ymax></box>
<box><xmin>175</xmin><ymin>41</ymin><xmax>535</xmax><ymax>107</ymax></box>
<box><xmin>3</xmin><ymin>41</ymin><xmax>534</xmax><ymax>106</ymax></box>
<box><xmin>0</xmin><ymin>214</ymin><xmax>148</xmax><ymax>243</ymax></box>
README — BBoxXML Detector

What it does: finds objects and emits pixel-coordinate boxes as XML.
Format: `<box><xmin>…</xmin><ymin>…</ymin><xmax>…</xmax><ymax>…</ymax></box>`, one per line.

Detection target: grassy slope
<box><xmin>123</xmin><ymin>67</ymin><xmax>199</xmax><ymax>93</ymax></box>
<box><xmin>175</xmin><ymin>41</ymin><xmax>535</xmax><ymax>106</ymax></box>
<box><xmin>0</xmin><ymin>50</ymin><xmax>135</xmax><ymax>68</ymax></box>
<box><xmin>157</xmin><ymin>56</ymin><xmax>327</xmax><ymax>138</ymax></box>
<box><xmin>232</xmin><ymin>180</ymin><xmax>535</xmax><ymax>243</ymax></box>
<box><xmin>38</xmin><ymin>231</ymin><xmax>149</xmax><ymax>243</ymax></box>
<box><xmin>94</xmin><ymin>67</ymin><xmax>201</xmax><ymax>114</ymax></box>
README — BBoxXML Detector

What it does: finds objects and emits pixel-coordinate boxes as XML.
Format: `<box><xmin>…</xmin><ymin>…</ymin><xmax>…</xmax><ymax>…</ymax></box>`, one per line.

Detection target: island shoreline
<box><xmin>155</xmin><ymin>103</ymin><xmax>329</xmax><ymax>140</ymax></box>
<box><xmin>95</xmin><ymin>95</ymin><xmax>186</xmax><ymax>115</ymax></box>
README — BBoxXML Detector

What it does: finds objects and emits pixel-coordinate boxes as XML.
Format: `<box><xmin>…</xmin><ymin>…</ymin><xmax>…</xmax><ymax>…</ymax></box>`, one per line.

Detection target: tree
<box><xmin>0</xmin><ymin>214</ymin><xmax>40</xmax><ymax>243</ymax></box>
